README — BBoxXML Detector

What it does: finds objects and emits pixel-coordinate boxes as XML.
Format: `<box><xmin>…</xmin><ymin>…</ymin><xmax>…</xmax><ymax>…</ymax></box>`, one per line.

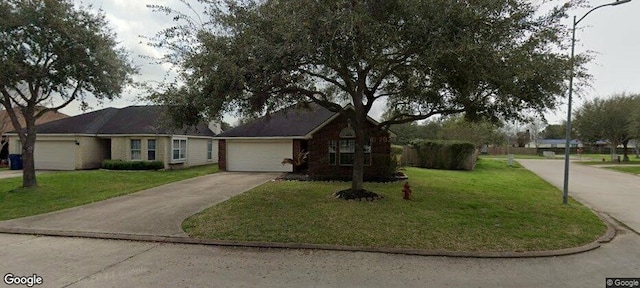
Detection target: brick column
<box><xmin>218</xmin><ymin>140</ymin><xmax>226</xmax><ymax>171</ymax></box>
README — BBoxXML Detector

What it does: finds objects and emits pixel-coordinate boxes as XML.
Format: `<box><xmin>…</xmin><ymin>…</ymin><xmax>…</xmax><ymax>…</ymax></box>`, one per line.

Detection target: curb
<box><xmin>0</xmin><ymin>211</ymin><xmax>618</xmax><ymax>259</ymax></box>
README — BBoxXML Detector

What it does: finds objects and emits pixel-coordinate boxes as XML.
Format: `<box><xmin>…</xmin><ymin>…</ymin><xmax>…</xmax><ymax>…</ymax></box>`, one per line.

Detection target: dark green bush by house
<box><xmin>102</xmin><ymin>160</ymin><xmax>164</xmax><ymax>171</ymax></box>
<box><xmin>410</xmin><ymin>140</ymin><xmax>477</xmax><ymax>170</ymax></box>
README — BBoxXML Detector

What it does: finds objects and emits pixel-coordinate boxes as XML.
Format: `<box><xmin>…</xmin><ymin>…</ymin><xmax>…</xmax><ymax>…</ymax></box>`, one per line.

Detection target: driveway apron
<box><xmin>0</xmin><ymin>172</ymin><xmax>278</xmax><ymax>237</ymax></box>
<box><xmin>518</xmin><ymin>159</ymin><xmax>640</xmax><ymax>233</ymax></box>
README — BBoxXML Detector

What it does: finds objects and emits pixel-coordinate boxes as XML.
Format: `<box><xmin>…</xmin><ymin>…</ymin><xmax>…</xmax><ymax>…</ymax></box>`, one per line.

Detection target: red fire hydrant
<box><xmin>402</xmin><ymin>182</ymin><xmax>412</xmax><ymax>200</ymax></box>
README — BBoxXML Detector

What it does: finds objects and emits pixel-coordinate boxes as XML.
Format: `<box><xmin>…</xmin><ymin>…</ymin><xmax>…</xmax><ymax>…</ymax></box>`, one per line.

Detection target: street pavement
<box><xmin>1</xmin><ymin>231</ymin><xmax>638</xmax><ymax>288</ymax></box>
<box><xmin>0</xmin><ymin>172</ymin><xmax>279</xmax><ymax>237</ymax></box>
<box><xmin>518</xmin><ymin>159</ymin><xmax>640</xmax><ymax>233</ymax></box>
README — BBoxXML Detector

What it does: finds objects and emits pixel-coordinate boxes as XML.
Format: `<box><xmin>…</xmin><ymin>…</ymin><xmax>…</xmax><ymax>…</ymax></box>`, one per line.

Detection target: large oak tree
<box><xmin>150</xmin><ymin>0</ymin><xmax>585</xmax><ymax>193</ymax></box>
<box><xmin>0</xmin><ymin>0</ymin><xmax>136</xmax><ymax>187</ymax></box>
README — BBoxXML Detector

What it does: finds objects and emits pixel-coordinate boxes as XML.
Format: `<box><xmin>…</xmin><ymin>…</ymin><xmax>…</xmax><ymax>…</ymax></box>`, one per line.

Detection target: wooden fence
<box><xmin>401</xmin><ymin>146</ymin><xmax>538</xmax><ymax>166</ymax></box>
<box><xmin>401</xmin><ymin>146</ymin><xmax>419</xmax><ymax>167</ymax></box>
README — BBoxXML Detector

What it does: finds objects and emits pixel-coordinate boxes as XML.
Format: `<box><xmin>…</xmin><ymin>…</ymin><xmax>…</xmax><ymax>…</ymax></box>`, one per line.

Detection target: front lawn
<box><xmin>184</xmin><ymin>159</ymin><xmax>605</xmax><ymax>252</ymax></box>
<box><xmin>0</xmin><ymin>165</ymin><xmax>218</xmax><ymax>220</ymax></box>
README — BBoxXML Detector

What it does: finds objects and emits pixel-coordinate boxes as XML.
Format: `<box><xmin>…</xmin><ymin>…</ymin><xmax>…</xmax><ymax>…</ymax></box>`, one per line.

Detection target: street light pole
<box><xmin>562</xmin><ymin>0</ymin><xmax>631</xmax><ymax>205</ymax></box>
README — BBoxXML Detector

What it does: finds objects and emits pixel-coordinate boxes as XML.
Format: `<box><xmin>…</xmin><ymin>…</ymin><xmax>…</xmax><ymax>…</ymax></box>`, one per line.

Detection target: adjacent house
<box><xmin>0</xmin><ymin>106</ymin><xmax>69</xmax><ymax>162</ymax></box>
<box><xmin>216</xmin><ymin>103</ymin><xmax>394</xmax><ymax>180</ymax></box>
<box><xmin>6</xmin><ymin>105</ymin><xmax>219</xmax><ymax>170</ymax></box>
<box><xmin>526</xmin><ymin>139</ymin><xmax>583</xmax><ymax>148</ymax></box>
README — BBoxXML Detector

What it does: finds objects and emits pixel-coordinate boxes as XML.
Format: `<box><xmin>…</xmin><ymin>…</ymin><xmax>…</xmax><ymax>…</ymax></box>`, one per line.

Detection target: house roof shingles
<box><xmin>34</xmin><ymin>105</ymin><xmax>215</xmax><ymax>137</ymax></box>
<box><xmin>1</xmin><ymin>106</ymin><xmax>69</xmax><ymax>133</ymax></box>
<box><xmin>217</xmin><ymin>104</ymin><xmax>336</xmax><ymax>138</ymax></box>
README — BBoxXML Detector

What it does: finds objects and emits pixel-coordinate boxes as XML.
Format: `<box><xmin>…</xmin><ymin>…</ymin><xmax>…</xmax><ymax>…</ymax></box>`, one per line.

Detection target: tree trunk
<box><xmin>21</xmin><ymin>112</ymin><xmax>37</xmax><ymax>188</ymax></box>
<box><xmin>351</xmin><ymin>120</ymin><xmax>365</xmax><ymax>192</ymax></box>
<box><xmin>350</xmin><ymin>111</ymin><xmax>366</xmax><ymax>191</ymax></box>
<box><xmin>623</xmin><ymin>140</ymin><xmax>630</xmax><ymax>162</ymax></box>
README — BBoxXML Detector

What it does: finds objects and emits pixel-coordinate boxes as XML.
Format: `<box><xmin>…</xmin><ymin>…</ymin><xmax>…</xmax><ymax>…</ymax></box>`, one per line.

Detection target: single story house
<box><xmin>6</xmin><ymin>105</ymin><xmax>219</xmax><ymax>170</ymax></box>
<box><xmin>526</xmin><ymin>139</ymin><xmax>583</xmax><ymax>148</ymax></box>
<box><xmin>0</xmin><ymin>106</ymin><xmax>69</xmax><ymax>162</ymax></box>
<box><xmin>216</xmin><ymin>103</ymin><xmax>395</xmax><ymax>180</ymax></box>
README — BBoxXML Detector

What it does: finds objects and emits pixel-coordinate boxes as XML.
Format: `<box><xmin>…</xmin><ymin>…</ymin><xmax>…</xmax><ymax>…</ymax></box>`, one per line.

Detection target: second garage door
<box><xmin>34</xmin><ymin>141</ymin><xmax>77</xmax><ymax>170</ymax></box>
<box><xmin>226</xmin><ymin>140</ymin><xmax>293</xmax><ymax>172</ymax></box>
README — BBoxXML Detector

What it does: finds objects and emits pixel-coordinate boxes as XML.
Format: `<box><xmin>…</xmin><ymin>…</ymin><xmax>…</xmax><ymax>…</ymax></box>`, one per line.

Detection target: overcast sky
<box><xmin>63</xmin><ymin>0</ymin><xmax>640</xmax><ymax>125</ymax></box>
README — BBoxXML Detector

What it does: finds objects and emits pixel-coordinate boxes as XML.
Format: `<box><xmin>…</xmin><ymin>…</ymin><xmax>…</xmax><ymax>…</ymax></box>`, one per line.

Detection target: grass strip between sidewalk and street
<box><xmin>184</xmin><ymin>159</ymin><xmax>605</xmax><ymax>252</ymax></box>
<box><xmin>603</xmin><ymin>166</ymin><xmax>640</xmax><ymax>175</ymax></box>
<box><xmin>0</xmin><ymin>165</ymin><xmax>218</xmax><ymax>220</ymax></box>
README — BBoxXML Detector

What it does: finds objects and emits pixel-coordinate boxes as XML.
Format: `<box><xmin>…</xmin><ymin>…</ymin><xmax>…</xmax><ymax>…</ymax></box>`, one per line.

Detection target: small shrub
<box><xmin>102</xmin><ymin>160</ymin><xmax>164</xmax><ymax>170</ymax></box>
<box><xmin>391</xmin><ymin>145</ymin><xmax>404</xmax><ymax>157</ymax></box>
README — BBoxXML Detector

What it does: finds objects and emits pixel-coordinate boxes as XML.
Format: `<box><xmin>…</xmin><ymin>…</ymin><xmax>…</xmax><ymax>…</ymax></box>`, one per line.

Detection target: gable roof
<box><xmin>217</xmin><ymin>103</ymin><xmax>394</xmax><ymax>139</ymax></box>
<box><xmin>218</xmin><ymin>104</ymin><xmax>335</xmax><ymax>138</ymax></box>
<box><xmin>0</xmin><ymin>106</ymin><xmax>69</xmax><ymax>133</ymax></box>
<box><xmin>33</xmin><ymin>105</ymin><xmax>215</xmax><ymax>137</ymax></box>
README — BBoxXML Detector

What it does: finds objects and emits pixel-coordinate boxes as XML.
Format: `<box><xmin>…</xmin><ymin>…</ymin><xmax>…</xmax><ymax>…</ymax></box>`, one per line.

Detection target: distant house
<box><xmin>6</xmin><ymin>105</ymin><xmax>218</xmax><ymax>170</ymax></box>
<box><xmin>216</xmin><ymin>103</ymin><xmax>395</xmax><ymax>180</ymax></box>
<box><xmin>527</xmin><ymin>139</ymin><xmax>583</xmax><ymax>148</ymax></box>
<box><xmin>0</xmin><ymin>106</ymin><xmax>69</xmax><ymax>162</ymax></box>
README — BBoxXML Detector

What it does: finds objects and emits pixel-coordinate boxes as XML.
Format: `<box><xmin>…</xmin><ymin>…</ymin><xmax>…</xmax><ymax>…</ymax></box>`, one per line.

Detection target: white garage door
<box><xmin>226</xmin><ymin>140</ymin><xmax>293</xmax><ymax>172</ymax></box>
<box><xmin>34</xmin><ymin>141</ymin><xmax>76</xmax><ymax>170</ymax></box>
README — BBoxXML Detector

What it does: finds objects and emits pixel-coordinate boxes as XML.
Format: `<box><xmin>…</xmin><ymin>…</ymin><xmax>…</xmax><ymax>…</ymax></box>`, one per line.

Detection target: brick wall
<box><xmin>308</xmin><ymin>114</ymin><xmax>391</xmax><ymax>180</ymax></box>
<box><xmin>218</xmin><ymin>139</ymin><xmax>227</xmax><ymax>171</ymax></box>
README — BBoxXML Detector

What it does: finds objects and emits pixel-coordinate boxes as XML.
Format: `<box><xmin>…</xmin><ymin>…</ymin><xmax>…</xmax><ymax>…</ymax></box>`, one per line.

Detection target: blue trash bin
<box><xmin>8</xmin><ymin>154</ymin><xmax>22</xmax><ymax>170</ymax></box>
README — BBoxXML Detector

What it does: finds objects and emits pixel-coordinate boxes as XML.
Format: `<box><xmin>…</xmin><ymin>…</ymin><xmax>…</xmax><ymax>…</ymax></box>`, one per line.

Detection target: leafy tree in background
<box><xmin>574</xmin><ymin>95</ymin><xmax>639</xmax><ymax>161</ymax></box>
<box><xmin>440</xmin><ymin>116</ymin><xmax>506</xmax><ymax>148</ymax></box>
<box><xmin>149</xmin><ymin>0</ymin><xmax>584</xmax><ymax>194</ymax></box>
<box><xmin>0</xmin><ymin>0</ymin><xmax>136</xmax><ymax>187</ymax></box>
<box><xmin>388</xmin><ymin>121</ymin><xmax>442</xmax><ymax>145</ymax></box>
<box><xmin>542</xmin><ymin>124</ymin><xmax>569</xmax><ymax>139</ymax></box>
<box><xmin>624</xmin><ymin>96</ymin><xmax>640</xmax><ymax>158</ymax></box>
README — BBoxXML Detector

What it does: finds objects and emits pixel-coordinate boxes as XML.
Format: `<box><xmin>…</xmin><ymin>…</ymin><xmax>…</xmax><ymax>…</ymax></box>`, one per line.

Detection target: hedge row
<box><xmin>410</xmin><ymin>140</ymin><xmax>477</xmax><ymax>170</ymax></box>
<box><xmin>102</xmin><ymin>160</ymin><xmax>164</xmax><ymax>170</ymax></box>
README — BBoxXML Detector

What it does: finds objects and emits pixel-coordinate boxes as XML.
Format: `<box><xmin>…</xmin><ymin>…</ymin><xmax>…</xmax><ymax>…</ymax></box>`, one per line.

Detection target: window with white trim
<box><xmin>206</xmin><ymin>140</ymin><xmax>213</xmax><ymax>161</ymax></box>
<box><xmin>336</xmin><ymin>125</ymin><xmax>372</xmax><ymax>166</ymax></box>
<box><xmin>130</xmin><ymin>139</ymin><xmax>141</xmax><ymax>160</ymax></box>
<box><xmin>328</xmin><ymin>140</ymin><xmax>337</xmax><ymax>165</ymax></box>
<box><xmin>339</xmin><ymin>139</ymin><xmax>354</xmax><ymax>166</ymax></box>
<box><xmin>172</xmin><ymin>138</ymin><xmax>187</xmax><ymax>162</ymax></box>
<box><xmin>147</xmin><ymin>139</ymin><xmax>156</xmax><ymax>161</ymax></box>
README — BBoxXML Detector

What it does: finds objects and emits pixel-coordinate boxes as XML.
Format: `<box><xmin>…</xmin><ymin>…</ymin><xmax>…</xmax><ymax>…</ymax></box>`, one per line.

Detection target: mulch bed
<box><xmin>333</xmin><ymin>188</ymin><xmax>384</xmax><ymax>201</ymax></box>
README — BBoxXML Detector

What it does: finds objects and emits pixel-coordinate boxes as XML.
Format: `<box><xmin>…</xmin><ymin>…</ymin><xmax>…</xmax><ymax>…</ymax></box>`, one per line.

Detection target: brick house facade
<box><xmin>216</xmin><ymin>103</ymin><xmax>394</xmax><ymax>179</ymax></box>
<box><xmin>305</xmin><ymin>113</ymin><xmax>391</xmax><ymax>180</ymax></box>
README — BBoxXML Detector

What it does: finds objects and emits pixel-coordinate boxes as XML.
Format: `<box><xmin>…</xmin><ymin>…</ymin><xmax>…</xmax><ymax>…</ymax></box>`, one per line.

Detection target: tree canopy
<box><xmin>574</xmin><ymin>94</ymin><xmax>639</xmax><ymax>161</ymax></box>
<box><xmin>0</xmin><ymin>0</ymin><xmax>136</xmax><ymax>187</ymax></box>
<box><xmin>542</xmin><ymin>124</ymin><xmax>568</xmax><ymax>139</ymax></box>
<box><xmin>149</xmin><ymin>0</ymin><xmax>585</xmax><ymax>192</ymax></box>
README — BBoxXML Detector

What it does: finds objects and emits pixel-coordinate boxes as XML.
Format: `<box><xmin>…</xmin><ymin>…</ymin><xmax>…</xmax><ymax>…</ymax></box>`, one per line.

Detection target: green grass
<box><xmin>576</xmin><ymin>154</ymin><xmax>640</xmax><ymax>165</ymax></box>
<box><xmin>604</xmin><ymin>166</ymin><xmax>640</xmax><ymax>175</ymax></box>
<box><xmin>183</xmin><ymin>159</ymin><xmax>605</xmax><ymax>252</ymax></box>
<box><xmin>0</xmin><ymin>165</ymin><xmax>218</xmax><ymax>220</ymax></box>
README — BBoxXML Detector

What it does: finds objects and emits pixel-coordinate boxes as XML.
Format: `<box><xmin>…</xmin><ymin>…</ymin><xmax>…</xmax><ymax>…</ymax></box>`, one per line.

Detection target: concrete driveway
<box><xmin>0</xmin><ymin>170</ymin><xmax>52</xmax><ymax>179</ymax></box>
<box><xmin>0</xmin><ymin>172</ymin><xmax>278</xmax><ymax>237</ymax></box>
<box><xmin>518</xmin><ymin>159</ymin><xmax>640</xmax><ymax>233</ymax></box>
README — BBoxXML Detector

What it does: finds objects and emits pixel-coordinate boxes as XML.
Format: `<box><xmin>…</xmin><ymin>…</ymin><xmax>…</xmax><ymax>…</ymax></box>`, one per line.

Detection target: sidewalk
<box><xmin>0</xmin><ymin>170</ymin><xmax>52</xmax><ymax>179</ymax></box>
